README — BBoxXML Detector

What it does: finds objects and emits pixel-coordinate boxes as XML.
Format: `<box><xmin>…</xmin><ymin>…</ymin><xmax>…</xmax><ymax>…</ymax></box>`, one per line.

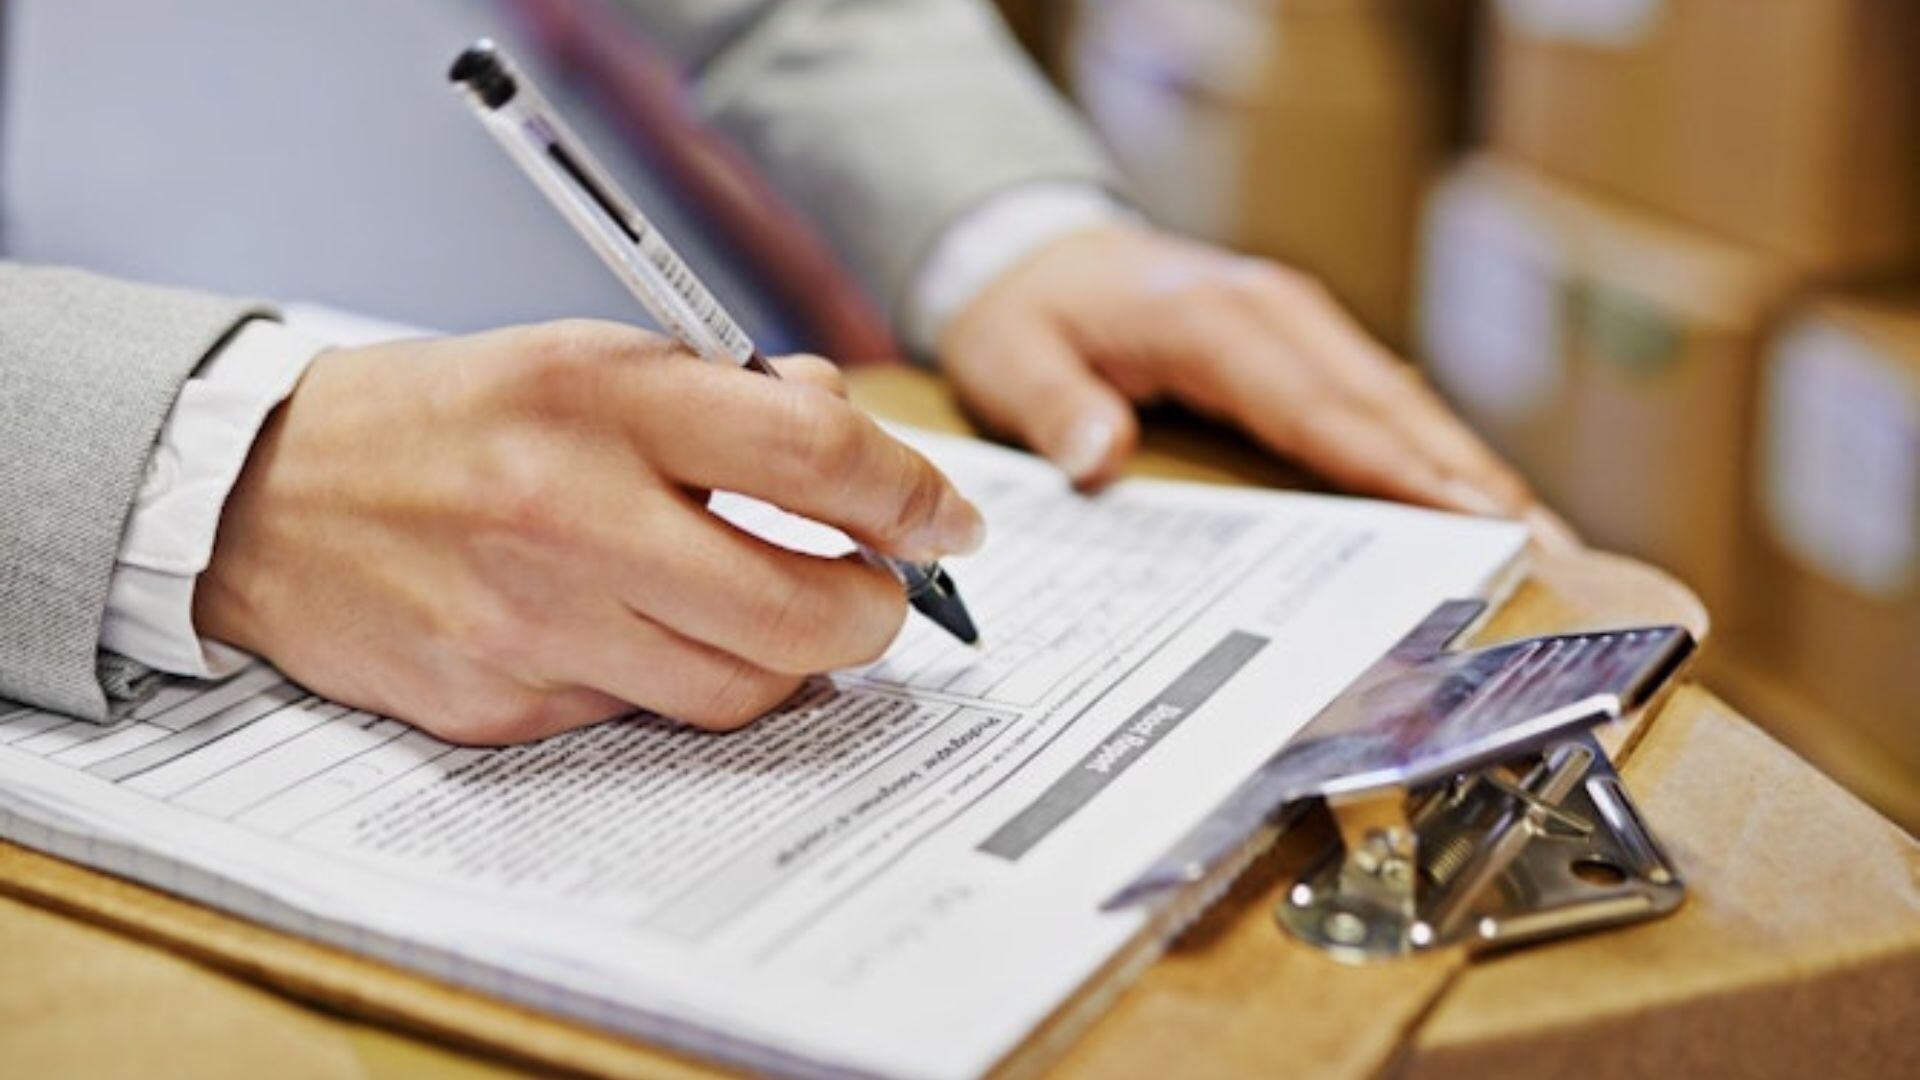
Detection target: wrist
<box><xmin>101</xmin><ymin>318</ymin><xmax>327</xmax><ymax>678</ymax></box>
<box><xmin>192</xmin><ymin>345</ymin><xmax>338</xmax><ymax>662</ymax></box>
<box><xmin>906</xmin><ymin>183</ymin><xmax>1139</xmax><ymax>358</ymax></box>
<box><xmin>192</xmin><ymin>398</ymin><xmax>284</xmax><ymax>660</ymax></box>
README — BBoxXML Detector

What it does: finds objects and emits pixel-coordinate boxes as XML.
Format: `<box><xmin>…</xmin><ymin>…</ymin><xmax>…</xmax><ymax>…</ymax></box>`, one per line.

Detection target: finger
<box><xmin>611</xmin><ymin>495</ymin><xmax>908</xmax><ymax>675</ymax></box>
<box><xmin>1523</xmin><ymin>504</ymin><xmax>1585</xmax><ymax>554</ymax></box>
<box><xmin>768</xmin><ymin>353</ymin><xmax>848</xmax><ymax>399</ymax></box>
<box><xmin>1370</xmin><ymin>369</ymin><xmax>1536</xmax><ymax>512</ymax></box>
<box><xmin>1237</xmin><ymin>268</ymin><xmax>1536</xmax><ymax>513</ymax></box>
<box><xmin>432</xmin><ymin>686</ymin><xmax>632</xmax><ymax>747</ymax></box>
<box><xmin>942</xmin><ymin>321</ymin><xmax>1138</xmax><ymax>487</ymax></box>
<box><xmin>547</xmin><ymin>603</ymin><xmax>804</xmax><ymax>731</ymax></box>
<box><xmin>1189</xmin><ymin>312</ymin><xmax>1457</xmax><ymax>505</ymax></box>
<box><xmin>618</xmin><ymin>363</ymin><xmax>984</xmax><ymax>560</ymax></box>
<box><xmin>1271</xmin><ymin>400</ymin><xmax>1460</xmax><ymax>507</ymax></box>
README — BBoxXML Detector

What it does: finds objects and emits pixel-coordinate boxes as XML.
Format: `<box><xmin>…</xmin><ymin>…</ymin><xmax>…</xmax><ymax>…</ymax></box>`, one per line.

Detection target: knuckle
<box><xmin>784</xmin><ymin>353</ymin><xmax>848</xmax><ymax>395</ymax></box>
<box><xmin>1223</xmin><ymin>274</ymin><xmax>1274</xmax><ymax>311</ymax></box>
<box><xmin>482</xmin><ymin>435</ymin><xmax>571</xmax><ymax>542</ymax></box>
<box><xmin>683</xmin><ymin>661</ymin><xmax>795</xmax><ymax>731</ymax></box>
<box><xmin>533</xmin><ymin>318</ymin><xmax>657</xmax><ymax>365</ymax></box>
<box><xmin>1289</xmin><ymin>409</ymin><xmax>1345</xmax><ymax>453</ymax></box>
<box><xmin>751</xmin><ymin>571</ymin><xmax>906</xmax><ymax>674</ymax></box>
<box><xmin>1484</xmin><ymin>467</ymin><xmax>1533</xmax><ymax>504</ymax></box>
<box><xmin>748</xmin><ymin>584</ymin><xmax>830</xmax><ymax>673</ymax></box>
<box><xmin>506</xmin><ymin>320</ymin><xmax>604</xmax><ymax>387</ymax></box>
<box><xmin>495</xmin><ymin>320</ymin><xmax>665</xmax><ymax>411</ymax></box>
<box><xmin>441</xmin><ymin>690</ymin><xmax>550</xmax><ymax>746</ymax></box>
<box><xmin>783</xmin><ymin>394</ymin><xmax>867</xmax><ymax>486</ymax></box>
<box><xmin>442</xmin><ymin>596</ymin><xmax>534</xmax><ymax>674</ymax></box>
<box><xmin>881</xmin><ymin>458</ymin><xmax>946</xmax><ymax>547</ymax></box>
<box><xmin>1260</xmin><ymin>263</ymin><xmax>1329</xmax><ymax>301</ymax></box>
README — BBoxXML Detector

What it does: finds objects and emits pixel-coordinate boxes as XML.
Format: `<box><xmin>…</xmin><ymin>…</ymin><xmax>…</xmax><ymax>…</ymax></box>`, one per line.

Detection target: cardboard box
<box><xmin>1485</xmin><ymin>0</ymin><xmax>1920</xmax><ymax>274</ymax></box>
<box><xmin>1415</xmin><ymin>155</ymin><xmax>1792</xmax><ymax>622</ymax></box>
<box><xmin>7</xmin><ymin>365</ymin><xmax>1920</xmax><ymax>1078</ymax></box>
<box><xmin>1065</xmin><ymin>0</ymin><xmax>1471</xmax><ymax>346</ymax></box>
<box><xmin>1739</xmin><ymin>294</ymin><xmax>1920</xmax><ymax>778</ymax></box>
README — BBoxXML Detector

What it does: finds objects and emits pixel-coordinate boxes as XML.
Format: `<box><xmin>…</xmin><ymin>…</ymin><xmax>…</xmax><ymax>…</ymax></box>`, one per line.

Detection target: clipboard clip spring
<box><xmin>1277</xmin><ymin>729</ymin><xmax>1684</xmax><ymax>960</ymax></box>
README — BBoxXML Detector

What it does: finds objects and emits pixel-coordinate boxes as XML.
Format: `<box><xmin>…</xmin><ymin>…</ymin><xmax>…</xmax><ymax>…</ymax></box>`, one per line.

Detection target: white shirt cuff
<box><xmin>101</xmin><ymin>319</ymin><xmax>327</xmax><ymax>678</ymax></box>
<box><xmin>904</xmin><ymin>182</ymin><xmax>1136</xmax><ymax>356</ymax></box>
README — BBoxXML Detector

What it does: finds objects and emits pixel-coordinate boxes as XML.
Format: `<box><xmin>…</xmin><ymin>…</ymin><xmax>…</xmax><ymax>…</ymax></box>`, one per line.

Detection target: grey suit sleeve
<box><xmin>0</xmin><ymin>263</ymin><xmax>272</xmax><ymax>721</ymax></box>
<box><xmin>614</xmin><ymin>0</ymin><xmax>1121</xmax><ymax>329</ymax></box>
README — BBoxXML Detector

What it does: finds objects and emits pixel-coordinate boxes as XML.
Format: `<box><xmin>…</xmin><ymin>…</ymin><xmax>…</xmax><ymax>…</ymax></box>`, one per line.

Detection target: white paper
<box><xmin>0</xmin><ymin>428</ymin><xmax>1524</xmax><ymax>1079</ymax></box>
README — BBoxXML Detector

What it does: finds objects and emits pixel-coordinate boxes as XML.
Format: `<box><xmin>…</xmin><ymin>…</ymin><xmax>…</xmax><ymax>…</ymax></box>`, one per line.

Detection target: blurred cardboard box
<box><xmin>1485</xmin><ymin>0</ymin><xmax>1920</xmax><ymax>274</ymax></box>
<box><xmin>1416</xmin><ymin>154</ymin><xmax>1791</xmax><ymax>621</ymax></box>
<box><xmin>1065</xmin><ymin>0</ymin><xmax>1471</xmax><ymax>347</ymax></box>
<box><xmin>1740</xmin><ymin>294</ymin><xmax>1920</xmax><ymax>779</ymax></box>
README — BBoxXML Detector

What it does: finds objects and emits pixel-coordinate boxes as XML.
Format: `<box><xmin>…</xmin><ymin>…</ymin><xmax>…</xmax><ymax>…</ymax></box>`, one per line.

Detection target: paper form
<box><xmin>0</xmin><ymin>426</ymin><xmax>1525</xmax><ymax>1080</ymax></box>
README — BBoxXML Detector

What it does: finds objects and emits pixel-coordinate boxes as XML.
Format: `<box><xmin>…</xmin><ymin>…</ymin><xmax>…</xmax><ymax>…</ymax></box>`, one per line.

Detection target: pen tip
<box><xmin>908</xmin><ymin>567</ymin><xmax>980</xmax><ymax>645</ymax></box>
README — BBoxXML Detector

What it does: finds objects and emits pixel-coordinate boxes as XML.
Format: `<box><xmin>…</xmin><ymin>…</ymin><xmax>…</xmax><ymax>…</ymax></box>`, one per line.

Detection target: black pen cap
<box><xmin>449</xmin><ymin>40</ymin><xmax>517</xmax><ymax>109</ymax></box>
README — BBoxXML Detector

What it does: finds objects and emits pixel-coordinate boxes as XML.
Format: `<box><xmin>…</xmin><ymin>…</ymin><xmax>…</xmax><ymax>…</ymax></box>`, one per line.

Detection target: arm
<box><xmin>4</xmin><ymin>265</ymin><xmax>984</xmax><ymax>740</ymax></box>
<box><xmin>0</xmin><ymin>263</ymin><xmax>273</xmax><ymax>719</ymax></box>
<box><xmin>611</xmin><ymin>0</ymin><xmax>1121</xmax><ymax>327</ymax></box>
<box><xmin>614</xmin><ymin>1</ymin><xmax>1571</xmax><ymax>537</ymax></box>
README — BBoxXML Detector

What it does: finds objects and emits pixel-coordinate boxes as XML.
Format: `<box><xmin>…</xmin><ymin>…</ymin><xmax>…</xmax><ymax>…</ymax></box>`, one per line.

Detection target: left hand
<box><xmin>937</xmin><ymin>224</ymin><xmax>1576</xmax><ymax>546</ymax></box>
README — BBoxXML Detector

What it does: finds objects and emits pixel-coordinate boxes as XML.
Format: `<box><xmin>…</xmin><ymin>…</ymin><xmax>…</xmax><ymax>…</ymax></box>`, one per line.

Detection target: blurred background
<box><xmin>3</xmin><ymin>0</ymin><xmax>1916</xmax><ymax>829</ymax></box>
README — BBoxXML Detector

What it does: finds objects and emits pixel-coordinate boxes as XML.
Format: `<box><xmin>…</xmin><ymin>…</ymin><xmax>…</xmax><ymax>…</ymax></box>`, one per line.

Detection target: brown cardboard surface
<box><xmin>1067</xmin><ymin>0</ymin><xmax>1467</xmax><ymax>346</ymax></box>
<box><xmin>0</xmin><ymin>888</ymin><xmax>363</xmax><ymax>1080</ymax></box>
<box><xmin>1415</xmin><ymin>154</ymin><xmax>1793</xmax><ymax>630</ymax></box>
<box><xmin>1039</xmin><ymin>549</ymin><xmax>1708</xmax><ymax>1080</ymax></box>
<box><xmin>1731</xmin><ymin>293</ymin><xmax>1920</xmax><ymax>808</ymax></box>
<box><xmin>1485</xmin><ymin>0</ymin><xmax>1920</xmax><ymax>274</ymax></box>
<box><xmin>1711</xmin><ymin>655</ymin><xmax>1920</xmax><ymax>844</ymax></box>
<box><xmin>1410</xmin><ymin>688</ymin><xmax>1920</xmax><ymax>1079</ymax></box>
<box><xmin>1</xmin><ymin>367</ymin><xmax>1912</xmax><ymax>1080</ymax></box>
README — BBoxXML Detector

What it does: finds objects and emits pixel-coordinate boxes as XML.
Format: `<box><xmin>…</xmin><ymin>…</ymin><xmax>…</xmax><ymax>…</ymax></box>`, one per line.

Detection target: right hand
<box><xmin>195</xmin><ymin>320</ymin><xmax>984</xmax><ymax>744</ymax></box>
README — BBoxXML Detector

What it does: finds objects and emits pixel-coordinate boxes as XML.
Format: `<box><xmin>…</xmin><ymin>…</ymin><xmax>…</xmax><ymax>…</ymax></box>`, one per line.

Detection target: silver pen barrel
<box><xmin>450</xmin><ymin>41</ymin><xmax>979</xmax><ymax>644</ymax></box>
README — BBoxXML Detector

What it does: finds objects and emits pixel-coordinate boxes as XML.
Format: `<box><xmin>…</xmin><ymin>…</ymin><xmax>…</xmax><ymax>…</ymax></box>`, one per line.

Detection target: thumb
<box><xmin>945</xmin><ymin>324</ymin><xmax>1138</xmax><ymax>487</ymax></box>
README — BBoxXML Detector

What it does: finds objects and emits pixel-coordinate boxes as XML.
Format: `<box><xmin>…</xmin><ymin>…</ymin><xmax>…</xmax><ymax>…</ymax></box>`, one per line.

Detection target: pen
<box><xmin>448</xmin><ymin>40</ymin><xmax>980</xmax><ymax>646</ymax></box>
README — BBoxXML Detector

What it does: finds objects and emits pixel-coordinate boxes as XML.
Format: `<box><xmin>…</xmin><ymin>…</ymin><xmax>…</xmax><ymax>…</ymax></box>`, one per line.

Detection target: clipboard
<box><xmin>0</xmin><ymin>368</ymin><xmax>1736</xmax><ymax>1080</ymax></box>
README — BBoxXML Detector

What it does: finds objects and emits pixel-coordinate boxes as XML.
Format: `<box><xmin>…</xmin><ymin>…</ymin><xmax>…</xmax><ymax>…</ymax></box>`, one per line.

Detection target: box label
<box><xmin>1072</xmin><ymin>56</ymin><xmax>1243</xmax><ymax>239</ymax></box>
<box><xmin>1762</xmin><ymin>320</ymin><xmax>1920</xmax><ymax>598</ymax></box>
<box><xmin>1419</xmin><ymin>181</ymin><xmax>1566</xmax><ymax>422</ymax></box>
<box><xmin>1496</xmin><ymin>0</ymin><xmax>1664</xmax><ymax>47</ymax></box>
<box><xmin>1071</xmin><ymin>0</ymin><xmax>1273</xmax><ymax>99</ymax></box>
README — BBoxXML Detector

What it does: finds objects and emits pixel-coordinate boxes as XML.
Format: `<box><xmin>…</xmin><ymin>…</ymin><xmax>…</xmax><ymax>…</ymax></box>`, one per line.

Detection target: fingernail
<box><xmin>1056</xmin><ymin>416</ymin><xmax>1119</xmax><ymax>481</ymax></box>
<box><xmin>935</xmin><ymin>497</ymin><xmax>987</xmax><ymax>556</ymax></box>
<box><xmin>1438</xmin><ymin>477</ymin><xmax>1510</xmax><ymax>518</ymax></box>
<box><xmin>1523</xmin><ymin>506</ymin><xmax>1584</xmax><ymax>554</ymax></box>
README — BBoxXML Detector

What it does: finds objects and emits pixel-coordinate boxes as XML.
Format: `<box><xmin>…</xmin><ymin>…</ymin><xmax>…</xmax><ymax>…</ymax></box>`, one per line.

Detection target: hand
<box><xmin>195</xmin><ymin>320</ymin><xmax>984</xmax><ymax>744</ymax></box>
<box><xmin>938</xmin><ymin>225</ymin><xmax>1577</xmax><ymax>546</ymax></box>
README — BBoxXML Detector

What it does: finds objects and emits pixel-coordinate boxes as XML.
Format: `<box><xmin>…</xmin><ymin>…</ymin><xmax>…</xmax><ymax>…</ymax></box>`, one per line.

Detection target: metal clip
<box><xmin>1276</xmin><ymin>731</ymin><xmax>1684</xmax><ymax>960</ymax></box>
<box><xmin>1106</xmin><ymin>599</ymin><xmax>1694</xmax><ymax>961</ymax></box>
